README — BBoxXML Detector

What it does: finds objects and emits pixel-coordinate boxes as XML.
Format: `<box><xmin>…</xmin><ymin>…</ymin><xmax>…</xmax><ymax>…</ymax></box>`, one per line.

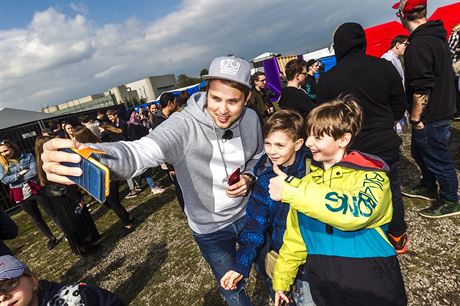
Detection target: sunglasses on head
<box><xmin>0</xmin><ymin>278</ymin><xmax>20</xmax><ymax>293</ymax></box>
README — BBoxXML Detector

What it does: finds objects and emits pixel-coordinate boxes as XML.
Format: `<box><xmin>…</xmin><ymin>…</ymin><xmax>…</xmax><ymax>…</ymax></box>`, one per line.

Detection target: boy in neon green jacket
<box><xmin>268</xmin><ymin>96</ymin><xmax>407</xmax><ymax>306</ymax></box>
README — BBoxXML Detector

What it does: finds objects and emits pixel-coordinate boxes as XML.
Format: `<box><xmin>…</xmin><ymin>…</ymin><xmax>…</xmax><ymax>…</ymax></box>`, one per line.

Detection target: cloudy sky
<box><xmin>0</xmin><ymin>0</ymin><xmax>457</xmax><ymax>111</ymax></box>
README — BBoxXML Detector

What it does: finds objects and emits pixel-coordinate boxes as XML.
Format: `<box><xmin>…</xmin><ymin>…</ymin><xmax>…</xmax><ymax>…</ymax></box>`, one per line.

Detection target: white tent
<box><xmin>0</xmin><ymin>108</ymin><xmax>53</xmax><ymax>130</ymax></box>
<box><xmin>302</xmin><ymin>46</ymin><xmax>335</xmax><ymax>62</ymax></box>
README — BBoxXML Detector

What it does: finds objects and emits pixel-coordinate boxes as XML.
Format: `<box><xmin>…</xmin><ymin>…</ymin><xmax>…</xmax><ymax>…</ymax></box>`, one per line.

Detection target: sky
<box><xmin>0</xmin><ymin>0</ymin><xmax>457</xmax><ymax>111</ymax></box>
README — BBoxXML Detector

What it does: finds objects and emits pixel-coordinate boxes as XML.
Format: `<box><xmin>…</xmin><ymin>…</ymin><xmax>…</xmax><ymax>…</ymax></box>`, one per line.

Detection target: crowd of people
<box><xmin>0</xmin><ymin>0</ymin><xmax>459</xmax><ymax>305</ymax></box>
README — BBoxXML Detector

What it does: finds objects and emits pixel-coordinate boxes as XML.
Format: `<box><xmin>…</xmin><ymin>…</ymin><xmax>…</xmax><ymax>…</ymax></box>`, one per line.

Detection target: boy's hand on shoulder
<box><xmin>220</xmin><ymin>270</ymin><xmax>243</xmax><ymax>290</ymax></box>
<box><xmin>269</xmin><ymin>164</ymin><xmax>288</xmax><ymax>202</ymax></box>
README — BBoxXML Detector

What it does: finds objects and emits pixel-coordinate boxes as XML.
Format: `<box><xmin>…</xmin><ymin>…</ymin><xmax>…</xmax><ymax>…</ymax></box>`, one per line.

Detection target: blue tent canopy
<box><xmin>135</xmin><ymin>82</ymin><xmax>204</xmax><ymax>111</ymax></box>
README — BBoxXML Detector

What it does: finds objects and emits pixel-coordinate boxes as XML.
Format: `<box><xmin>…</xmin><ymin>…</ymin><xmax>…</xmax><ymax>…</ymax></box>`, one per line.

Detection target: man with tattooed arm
<box><xmin>395</xmin><ymin>0</ymin><xmax>460</xmax><ymax>218</ymax></box>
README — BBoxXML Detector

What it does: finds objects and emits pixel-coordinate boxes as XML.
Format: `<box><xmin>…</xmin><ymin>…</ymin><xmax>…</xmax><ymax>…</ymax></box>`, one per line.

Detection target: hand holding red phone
<box><xmin>226</xmin><ymin>168</ymin><xmax>251</xmax><ymax>198</ymax></box>
<box><xmin>227</xmin><ymin>168</ymin><xmax>240</xmax><ymax>186</ymax></box>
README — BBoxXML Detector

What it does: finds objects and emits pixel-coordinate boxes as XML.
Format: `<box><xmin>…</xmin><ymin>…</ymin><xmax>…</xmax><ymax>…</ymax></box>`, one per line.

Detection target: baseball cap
<box><xmin>392</xmin><ymin>0</ymin><xmax>427</xmax><ymax>13</ymax></box>
<box><xmin>0</xmin><ymin>255</ymin><xmax>27</xmax><ymax>280</ymax></box>
<box><xmin>203</xmin><ymin>56</ymin><xmax>252</xmax><ymax>89</ymax></box>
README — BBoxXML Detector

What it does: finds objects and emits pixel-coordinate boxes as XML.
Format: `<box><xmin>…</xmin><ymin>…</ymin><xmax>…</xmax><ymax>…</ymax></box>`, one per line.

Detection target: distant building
<box><xmin>107</xmin><ymin>85</ymin><xmax>139</xmax><ymax>105</ymax></box>
<box><xmin>41</xmin><ymin>74</ymin><xmax>177</xmax><ymax>113</ymax></box>
<box><xmin>124</xmin><ymin>75</ymin><xmax>177</xmax><ymax>102</ymax></box>
<box><xmin>41</xmin><ymin>94</ymin><xmax>116</xmax><ymax>114</ymax></box>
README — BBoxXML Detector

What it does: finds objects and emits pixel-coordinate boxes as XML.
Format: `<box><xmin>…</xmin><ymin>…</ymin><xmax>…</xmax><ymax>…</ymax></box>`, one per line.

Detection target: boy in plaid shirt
<box><xmin>221</xmin><ymin>109</ymin><xmax>315</xmax><ymax>305</ymax></box>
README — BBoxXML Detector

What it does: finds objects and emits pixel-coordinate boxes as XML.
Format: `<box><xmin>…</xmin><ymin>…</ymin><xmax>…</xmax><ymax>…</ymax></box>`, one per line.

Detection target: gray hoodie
<box><xmin>91</xmin><ymin>92</ymin><xmax>264</xmax><ymax>234</ymax></box>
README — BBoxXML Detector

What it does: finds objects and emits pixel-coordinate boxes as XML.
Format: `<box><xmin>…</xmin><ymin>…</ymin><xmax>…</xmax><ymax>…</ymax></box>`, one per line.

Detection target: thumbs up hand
<box><xmin>269</xmin><ymin>164</ymin><xmax>288</xmax><ymax>201</ymax></box>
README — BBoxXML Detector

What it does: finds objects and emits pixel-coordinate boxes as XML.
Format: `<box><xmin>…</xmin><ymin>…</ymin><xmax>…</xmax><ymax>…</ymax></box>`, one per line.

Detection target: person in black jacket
<box><xmin>0</xmin><ymin>210</ymin><xmax>18</xmax><ymax>256</ymax></box>
<box><xmin>278</xmin><ymin>59</ymin><xmax>316</xmax><ymax>118</ymax></box>
<box><xmin>304</xmin><ymin>59</ymin><xmax>319</xmax><ymax>103</ymax></box>
<box><xmin>151</xmin><ymin>92</ymin><xmax>184</xmax><ymax>209</ymax></box>
<box><xmin>150</xmin><ymin>92</ymin><xmax>179</xmax><ymax>130</ymax></box>
<box><xmin>106</xmin><ymin>109</ymin><xmax>128</xmax><ymax>138</ymax></box>
<box><xmin>394</xmin><ymin>0</ymin><xmax>460</xmax><ymax>218</ymax></box>
<box><xmin>0</xmin><ymin>255</ymin><xmax>125</xmax><ymax>305</ymax></box>
<box><xmin>317</xmin><ymin>22</ymin><xmax>408</xmax><ymax>253</ymax></box>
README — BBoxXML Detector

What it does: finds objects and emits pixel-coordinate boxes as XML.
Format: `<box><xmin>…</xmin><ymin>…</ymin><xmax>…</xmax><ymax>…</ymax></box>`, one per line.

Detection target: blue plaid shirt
<box><xmin>233</xmin><ymin>146</ymin><xmax>309</xmax><ymax>277</ymax></box>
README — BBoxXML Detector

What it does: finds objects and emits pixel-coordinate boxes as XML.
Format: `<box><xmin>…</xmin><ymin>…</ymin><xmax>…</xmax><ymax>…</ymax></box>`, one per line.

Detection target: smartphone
<box><xmin>60</xmin><ymin>148</ymin><xmax>110</xmax><ymax>203</ymax></box>
<box><xmin>227</xmin><ymin>168</ymin><xmax>241</xmax><ymax>185</ymax></box>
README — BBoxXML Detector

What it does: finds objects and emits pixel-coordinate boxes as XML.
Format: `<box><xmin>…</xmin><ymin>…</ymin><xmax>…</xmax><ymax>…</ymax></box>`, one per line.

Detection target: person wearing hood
<box><xmin>269</xmin><ymin>97</ymin><xmax>407</xmax><ymax>306</ymax></box>
<box><xmin>40</xmin><ymin>56</ymin><xmax>264</xmax><ymax>306</ymax></box>
<box><xmin>395</xmin><ymin>0</ymin><xmax>460</xmax><ymax>219</ymax></box>
<box><xmin>316</xmin><ymin>22</ymin><xmax>408</xmax><ymax>254</ymax></box>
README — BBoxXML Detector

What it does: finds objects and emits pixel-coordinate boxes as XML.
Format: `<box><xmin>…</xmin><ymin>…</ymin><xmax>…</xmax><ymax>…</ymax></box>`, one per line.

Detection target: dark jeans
<box><xmin>454</xmin><ymin>76</ymin><xmax>460</xmax><ymax>117</ymax></box>
<box><xmin>192</xmin><ymin>216</ymin><xmax>252</xmax><ymax>306</ymax></box>
<box><xmin>374</xmin><ymin>147</ymin><xmax>407</xmax><ymax>236</ymax></box>
<box><xmin>21</xmin><ymin>194</ymin><xmax>61</xmax><ymax>239</ymax></box>
<box><xmin>411</xmin><ymin>120</ymin><xmax>459</xmax><ymax>202</ymax></box>
<box><xmin>105</xmin><ymin>181</ymin><xmax>131</xmax><ymax>226</ymax></box>
<box><xmin>167</xmin><ymin>171</ymin><xmax>185</xmax><ymax>212</ymax></box>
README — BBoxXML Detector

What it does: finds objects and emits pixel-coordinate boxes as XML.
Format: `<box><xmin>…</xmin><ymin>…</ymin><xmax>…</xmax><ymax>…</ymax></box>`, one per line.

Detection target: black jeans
<box><xmin>21</xmin><ymin>194</ymin><xmax>61</xmax><ymax>239</ymax></box>
<box><xmin>374</xmin><ymin>147</ymin><xmax>407</xmax><ymax>236</ymax></box>
<box><xmin>105</xmin><ymin>181</ymin><xmax>131</xmax><ymax>226</ymax></box>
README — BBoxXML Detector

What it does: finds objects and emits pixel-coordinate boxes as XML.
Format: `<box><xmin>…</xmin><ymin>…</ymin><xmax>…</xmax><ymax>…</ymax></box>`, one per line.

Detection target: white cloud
<box><xmin>70</xmin><ymin>2</ymin><xmax>89</xmax><ymax>16</ymax></box>
<box><xmin>94</xmin><ymin>64</ymin><xmax>127</xmax><ymax>80</ymax></box>
<box><xmin>0</xmin><ymin>0</ymin><xmax>457</xmax><ymax>110</ymax></box>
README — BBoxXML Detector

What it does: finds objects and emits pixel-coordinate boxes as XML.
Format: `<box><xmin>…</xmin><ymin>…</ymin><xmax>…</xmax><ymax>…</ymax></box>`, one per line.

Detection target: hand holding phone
<box><xmin>227</xmin><ymin>168</ymin><xmax>240</xmax><ymax>186</ymax></box>
<box><xmin>60</xmin><ymin>148</ymin><xmax>110</xmax><ymax>203</ymax></box>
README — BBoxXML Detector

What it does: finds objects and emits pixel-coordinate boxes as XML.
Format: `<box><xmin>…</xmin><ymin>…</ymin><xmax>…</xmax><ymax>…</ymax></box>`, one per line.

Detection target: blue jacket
<box><xmin>233</xmin><ymin>146</ymin><xmax>309</xmax><ymax>277</ymax></box>
<box><xmin>0</xmin><ymin>153</ymin><xmax>38</xmax><ymax>188</ymax></box>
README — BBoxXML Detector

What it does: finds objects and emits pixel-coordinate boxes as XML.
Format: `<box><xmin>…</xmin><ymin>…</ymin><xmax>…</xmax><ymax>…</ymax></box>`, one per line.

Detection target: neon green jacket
<box><xmin>273</xmin><ymin>151</ymin><xmax>394</xmax><ymax>291</ymax></box>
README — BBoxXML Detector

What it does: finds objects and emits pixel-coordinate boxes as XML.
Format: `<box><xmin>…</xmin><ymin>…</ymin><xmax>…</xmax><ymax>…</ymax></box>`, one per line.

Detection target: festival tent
<box><xmin>365</xmin><ymin>21</ymin><xmax>408</xmax><ymax>57</ymax></box>
<box><xmin>137</xmin><ymin>83</ymin><xmax>202</xmax><ymax>110</ymax></box>
<box><xmin>365</xmin><ymin>2</ymin><xmax>460</xmax><ymax>58</ymax></box>
<box><xmin>429</xmin><ymin>2</ymin><xmax>460</xmax><ymax>36</ymax></box>
<box><xmin>0</xmin><ymin>107</ymin><xmax>53</xmax><ymax>130</ymax></box>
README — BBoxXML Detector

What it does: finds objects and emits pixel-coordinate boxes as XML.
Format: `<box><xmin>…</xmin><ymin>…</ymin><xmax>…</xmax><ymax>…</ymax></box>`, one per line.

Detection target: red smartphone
<box><xmin>228</xmin><ymin>168</ymin><xmax>241</xmax><ymax>185</ymax></box>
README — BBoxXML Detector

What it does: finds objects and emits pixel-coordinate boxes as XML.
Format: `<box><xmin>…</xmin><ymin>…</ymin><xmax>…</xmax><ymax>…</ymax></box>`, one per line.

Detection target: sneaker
<box><xmin>47</xmin><ymin>237</ymin><xmax>59</xmax><ymax>250</ymax></box>
<box><xmin>401</xmin><ymin>184</ymin><xmax>437</xmax><ymax>201</ymax></box>
<box><xmin>418</xmin><ymin>199</ymin><xmax>460</xmax><ymax>218</ymax></box>
<box><xmin>125</xmin><ymin>191</ymin><xmax>138</xmax><ymax>199</ymax></box>
<box><xmin>134</xmin><ymin>187</ymin><xmax>142</xmax><ymax>193</ymax></box>
<box><xmin>151</xmin><ymin>187</ymin><xmax>165</xmax><ymax>195</ymax></box>
<box><xmin>387</xmin><ymin>232</ymin><xmax>408</xmax><ymax>254</ymax></box>
<box><xmin>453</xmin><ymin>116</ymin><xmax>460</xmax><ymax>121</ymax></box>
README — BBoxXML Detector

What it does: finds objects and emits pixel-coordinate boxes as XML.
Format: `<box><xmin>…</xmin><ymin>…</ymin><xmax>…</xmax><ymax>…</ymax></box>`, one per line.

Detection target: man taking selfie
<box><xmin>41</xmin><ymin>56</ymin><xmax>264</xmax><ymax>305</ymax></box>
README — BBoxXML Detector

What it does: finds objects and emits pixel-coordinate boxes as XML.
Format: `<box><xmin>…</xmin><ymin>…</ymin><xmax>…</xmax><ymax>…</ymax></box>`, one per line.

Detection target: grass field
<box><xmin>5</xmin><ymin>123</ymin><xmax>460</xmax><ymax>306</ymax></box>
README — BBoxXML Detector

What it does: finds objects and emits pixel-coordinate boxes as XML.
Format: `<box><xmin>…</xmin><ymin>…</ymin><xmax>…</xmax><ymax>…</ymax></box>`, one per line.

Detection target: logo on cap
<box><xmin>220</xmin><ymin>59</ymin><xmax>241</xmax><ymax>76</ymax></box>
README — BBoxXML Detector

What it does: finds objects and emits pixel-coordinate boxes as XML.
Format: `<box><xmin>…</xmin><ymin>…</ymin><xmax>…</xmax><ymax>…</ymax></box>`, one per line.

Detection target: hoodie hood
<box><xmin>181</xmin><ymin>92</ymin><xmax>244</xmax><ymax>136</ymax></box>
<box><xmin>409</xmin><ymin>20</ymin><xmax>447</xmax><ymax>42</ymax></box>
<box><xmin>338</xmin><ymin>151</ymin><xmax>389</xmax><ymax>173</ymax></box>
<box><xmin>333</xmin><ymin>22</ymin><xmax>366</xmax><ymax>62</ymax></box>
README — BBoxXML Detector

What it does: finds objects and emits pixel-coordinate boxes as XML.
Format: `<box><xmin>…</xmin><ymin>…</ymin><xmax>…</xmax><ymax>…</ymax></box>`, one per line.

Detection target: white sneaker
<box><xmin>125</xmin><ymin>191</ymin><xmax>138</xmax><ymax>199</ymax></box>
<box><xmin>151</xmin><ymin>187</ymin><xmax>165</xmax><ymax>195</ymax></box>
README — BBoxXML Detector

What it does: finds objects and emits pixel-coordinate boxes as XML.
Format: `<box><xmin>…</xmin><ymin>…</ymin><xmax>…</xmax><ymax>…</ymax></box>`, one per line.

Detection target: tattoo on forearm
<box><xmin>415</xmin><ymin>94</ymin><xmax>430</xmax><ymax>112</ymax></box>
